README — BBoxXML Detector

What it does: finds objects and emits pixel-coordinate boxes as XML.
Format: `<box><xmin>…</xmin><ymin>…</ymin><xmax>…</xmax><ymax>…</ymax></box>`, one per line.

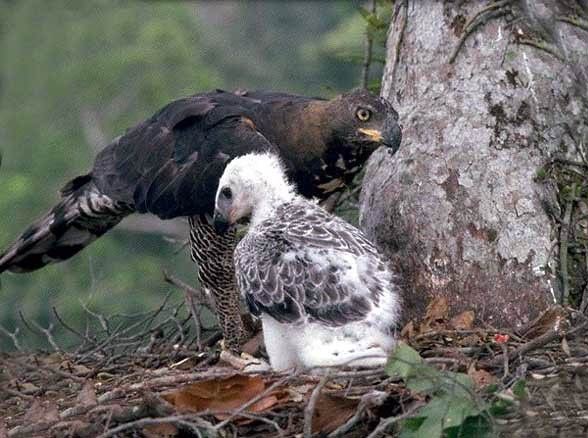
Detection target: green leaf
<box><xmin>405</xmin><ymin>366</ymin><xmax>444</xmax><ymax>393</ymax></box>
<box><xmin>484</xmin><ymin>383</ymin><xmax>499</xmax><ymax>394</ymax></box>
<box><xmin>358</xmin><ymin>6</ymin><xmax>372</xmax><ymax>20</ymax></box>
<box><xmin>415</xmin><ymin>414</ymin><xmax>444</xmax><ymax>438</ymax></box>
<box><xmin>386</xmin><ymin>342</ymin><xmax>423</xmax><ymax>379</ymax></box>
<box><xmin>512</xmin><ymin>379</ymin><xmax>527</xmax><ymax>399</ymax></box>
<box><xmin>399</xmin><ymin>417</ymin><xmax>426</xmax><ymax>438</ymax></box>
<box><xmin>489</xmin><ymin>398</ymin><xmax>513</xmax><ymax>417</ymax></box>
<box><xmin>444</xmin><ymin>415</ymin><xmax>492</xmax><ymax>438</ymax></box>
<box><xmin>422</xmin><ymin>396</ymin><xmax>479</xmax><ymax>429</ymax></box>
<box><xmin>442</xmin><ymin>372</ymin><xmax>475</xmax><ymax>399</ymax></box>
<box><xmin>406</xmin><ymin>369</ymin><xmax>474</xmax><ymax>399</ymax></box>
<box><xmin>389</xmin><ymin>343</ymin><xmax>491</xmax><ymax>438</ymax></box>
<box><xmin>401</xmin><ymin>395</ymin><xmax>483</xmax><ymax>438</ymax></box>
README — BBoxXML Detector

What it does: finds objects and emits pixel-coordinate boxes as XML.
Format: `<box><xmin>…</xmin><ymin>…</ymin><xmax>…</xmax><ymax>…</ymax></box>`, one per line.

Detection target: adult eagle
<box><xmin>214</xmin><ymin>153</ymin><xmax>401</xmax><ymax>370</ymax></box>
<box><xmin>0</xmin><ymin>88</ymin><xmax>401</xmax><ymax>350</ymax></box>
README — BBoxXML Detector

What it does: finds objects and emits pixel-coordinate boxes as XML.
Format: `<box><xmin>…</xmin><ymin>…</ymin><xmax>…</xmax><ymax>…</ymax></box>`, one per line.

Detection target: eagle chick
<box><xmin>214</xmin><ymin>152</ymin><xmax>401</xmax><ymax>371</ymax></box>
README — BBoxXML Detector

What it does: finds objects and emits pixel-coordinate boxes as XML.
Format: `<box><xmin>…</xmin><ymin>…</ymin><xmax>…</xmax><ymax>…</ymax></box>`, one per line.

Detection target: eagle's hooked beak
<box><xmin>358</xmin><ymin>120</ymin><xmax>402</xmax><ymax>156</ymax></box>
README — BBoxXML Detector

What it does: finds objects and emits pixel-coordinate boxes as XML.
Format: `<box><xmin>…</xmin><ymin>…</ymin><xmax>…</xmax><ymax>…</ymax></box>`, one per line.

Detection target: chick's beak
<box><xmin>213</xmin><ymin>210</ymin><xmax>232</xmax><ymax>234</ymax></box>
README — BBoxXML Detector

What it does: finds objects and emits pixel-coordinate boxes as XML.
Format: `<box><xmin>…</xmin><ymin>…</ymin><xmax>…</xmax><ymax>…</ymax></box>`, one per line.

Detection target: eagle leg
<box><xmin>188</xmin><ymin>215</ymin><xmax>250</xmax><ymax>352</ymax></box>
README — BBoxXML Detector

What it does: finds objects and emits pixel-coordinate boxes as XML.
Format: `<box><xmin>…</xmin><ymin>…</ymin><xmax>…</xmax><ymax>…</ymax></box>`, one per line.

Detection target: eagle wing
<box><xmin>91</xmin><ymin>91</ymin><xmax>278</xmax><ymax>219</ymax></box>
<box><xmin>235</xmin><ymin>202</ymin><xmax>393</xmax><ymax>326</ymax></box>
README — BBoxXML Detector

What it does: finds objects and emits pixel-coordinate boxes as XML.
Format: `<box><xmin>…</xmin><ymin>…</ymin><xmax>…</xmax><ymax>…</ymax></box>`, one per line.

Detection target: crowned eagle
<box><xmin>0</xmin><ymin>89</ymin><xmax>401</xmax><ymax>350</ymax></box>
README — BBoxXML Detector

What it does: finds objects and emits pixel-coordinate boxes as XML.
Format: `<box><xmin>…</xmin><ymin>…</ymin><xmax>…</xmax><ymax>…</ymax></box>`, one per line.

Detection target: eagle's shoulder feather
<box><xmin>91</xmin><ymin>92</ymin><xmax>279</xmax><ymax>219</ymax></box>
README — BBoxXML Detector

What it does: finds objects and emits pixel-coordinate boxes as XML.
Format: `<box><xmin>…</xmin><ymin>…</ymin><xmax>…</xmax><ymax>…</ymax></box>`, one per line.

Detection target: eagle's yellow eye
<box><xmin>356</xmin><ymin>108</ymin><xmax>371</xmax><ymax>122</ymax></box>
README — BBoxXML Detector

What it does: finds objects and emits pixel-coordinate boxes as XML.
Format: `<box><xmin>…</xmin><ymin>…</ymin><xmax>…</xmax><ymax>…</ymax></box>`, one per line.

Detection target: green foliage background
<box><xmin>0</xmin><ymin>0</ymin><xmax>382</xmax><ymax>349</ymax></box>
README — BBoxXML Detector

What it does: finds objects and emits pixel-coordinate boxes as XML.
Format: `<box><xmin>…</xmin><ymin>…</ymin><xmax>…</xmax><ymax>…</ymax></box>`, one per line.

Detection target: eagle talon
<box><xmin>219</xmin><ymin>349</ymin><xmax>271</xmax><ymax>372</ymax></box>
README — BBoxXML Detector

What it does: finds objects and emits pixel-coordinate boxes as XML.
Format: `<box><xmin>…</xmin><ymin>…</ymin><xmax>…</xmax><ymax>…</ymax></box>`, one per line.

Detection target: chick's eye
<box><xmin>221</xmin><ymin>187</ymin><xmax>232</xmax><ymax>199</ymax></box>
<box><xmin>356</xmin><ymin>108</ymin><xmax>371</xmax><ymax>122</ymax></box>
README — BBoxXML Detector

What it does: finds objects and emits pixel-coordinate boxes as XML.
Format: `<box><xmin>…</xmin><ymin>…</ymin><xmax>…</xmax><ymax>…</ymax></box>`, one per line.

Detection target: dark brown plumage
<box><xmin>0</xmin><ymin>88</ymin><xmax>401</xmax><ymax>349</ymax></box>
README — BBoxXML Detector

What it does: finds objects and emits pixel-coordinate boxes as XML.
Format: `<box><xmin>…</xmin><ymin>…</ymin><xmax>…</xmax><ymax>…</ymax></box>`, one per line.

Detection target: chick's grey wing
<box><xmin>91</xmin><ymin>94</ymin><xmax>276</xmax><ymax>219</ymax></box>
<box><xmin>235</xmin><ymin>207</ymin><xmax>382</xmax><ymax>326</ymax></box>
<box><xmin>279</xmin><ymin>203</ymin><xmax>379</xmax><ymax>256</ymax></box>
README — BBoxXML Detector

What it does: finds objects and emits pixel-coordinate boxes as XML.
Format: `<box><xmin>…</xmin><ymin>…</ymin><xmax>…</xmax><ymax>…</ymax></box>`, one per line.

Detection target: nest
<box><xmin>2</xmin><ymin>286</ymin><xmax>588</xmax><ymax>438</ymax></box>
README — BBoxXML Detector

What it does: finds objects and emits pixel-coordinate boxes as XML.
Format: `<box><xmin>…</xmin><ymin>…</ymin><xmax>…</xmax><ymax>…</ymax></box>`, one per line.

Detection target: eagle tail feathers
<box><xmin>0</xmin><ymin>178</ymin><xmax>132</xmax><ymax>274</ymax></box>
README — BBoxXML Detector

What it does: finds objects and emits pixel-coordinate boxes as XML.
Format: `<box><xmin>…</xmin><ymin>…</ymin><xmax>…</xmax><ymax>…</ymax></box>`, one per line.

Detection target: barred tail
<box><xmin>0</xmin><ymin>175</ymin><xmax>132</xmax><ymax>273</ymax></box>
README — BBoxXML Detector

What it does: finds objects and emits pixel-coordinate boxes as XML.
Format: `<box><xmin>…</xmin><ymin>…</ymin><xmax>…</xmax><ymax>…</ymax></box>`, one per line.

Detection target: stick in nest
<box><xmin>303</xmin><ymin>373</ymin><xmax>330</xmax><ymax>438</ymax></box>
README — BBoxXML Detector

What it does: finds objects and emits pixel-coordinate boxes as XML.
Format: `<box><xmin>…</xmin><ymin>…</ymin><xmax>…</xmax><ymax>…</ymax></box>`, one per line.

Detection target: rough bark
<box><xmin>361</xmin><ymin>0</ymin><xmax>588</xmax><ymax>328</ymax></box>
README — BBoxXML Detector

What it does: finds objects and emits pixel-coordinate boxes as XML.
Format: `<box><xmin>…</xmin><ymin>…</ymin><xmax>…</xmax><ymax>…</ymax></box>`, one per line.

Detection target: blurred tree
<box><xmin>0</xmin><ymin>0</ymin><xmax>220</xmax><ymax>345</ymax></box>
<box><xmin>194</xmin><ymin>1</ymin><xmax>364</xmax><ymax>95</ymax></box>
<box><xmin>0</xmin><ymin>0</ymin><xmax>366</xmax><ymax>349</ymax></box>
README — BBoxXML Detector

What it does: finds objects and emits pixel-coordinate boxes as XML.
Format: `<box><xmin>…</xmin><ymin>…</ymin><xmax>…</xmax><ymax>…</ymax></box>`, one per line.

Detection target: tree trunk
<box><xmin>361</xmin><ymin>1</ymin><xmax>588</xmax><ymax>328</ymax></box>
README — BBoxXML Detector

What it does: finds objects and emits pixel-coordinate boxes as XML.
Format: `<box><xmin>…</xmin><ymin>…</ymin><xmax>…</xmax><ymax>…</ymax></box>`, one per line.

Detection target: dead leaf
<box><xmin>312</xmin><ymin>393</ymin><xmax>359</xmax><ymax>434</ymax></box>
<box><xmin>288</xmin><ymin>383</ymin><xmax>316</xmax><ymax>403</ymax></box>
<box><xmin>40</xmin><ymin>353</ymin><xmax>63</xmax><ymax>367</ymax></box>
<box><xmin>0</xmin><ymin>423</ymin><xmax>8</xmax><ymax>438</ymax></box>
<box><xmin>88</xmin><ymin>404</ymin><xmax>125</xmax><ymax>423</ymax></box>
<box><xmin>248</xmin><ymin>394</ymin><xmax>280</xmax><ymax>412</ymax></box>
<box><xmin>19</xmin><ymin>382</ymin><xmax>40</xmax><ymax>395</ymax></box>
<box><xmin>23</xmin><ymin>399</ymin><xmax>60</xmax><ymax>423</ymax></box>
<box><xmin>561</xmin><ymin>337</ymin><xmax>571</xmax><ymax>357</ymax></box>
<box><xmin>142</xmin><ymin>423</ymin><xmax>179</xmax><ymax>438</ymax></box>
<box><xmin>450</xmin><ymin>310</ymin><xmax>475</xmax><ymax>330</ymax></box>
<box><xmin>162</xmin><ymin>375</ymin><xmax>280</xmax><ymax>416</ymax></box>
<box><xmin>71</xmin><ymin>364</ymin><xmax>92</xmax><ymax>376</ymax></box>
<box><xmin>241</xmin><ymin>331</ymin><xmax>264</xmax><ymax>356</ymax></box>
<box><xmin>519</xmin><ymin>306</ymin><xmax>568</xmax><ymax>339</ymax></box>
<box><xmin>424</xmin><ymin>296</ymin><xmax>449</xmax><ymax>324</ymax></box>
<box><xmin>400</xmin><ymin>320</ymin><xmax>416</xmax><ymax>339</ymax></box>
<box><xmin>76</xmin><ymin>381</ymin><xmax>97</xmax><ymax>407</ymax></box>
<box><xmin>49</xmin><ymin>420</ymin><xmax>90</xmax><ymax>437</ymax></box>
<box><xmin>468</xmin><ymin>368</ymin><xmax>496</xmax><ymax>388</ymax></box>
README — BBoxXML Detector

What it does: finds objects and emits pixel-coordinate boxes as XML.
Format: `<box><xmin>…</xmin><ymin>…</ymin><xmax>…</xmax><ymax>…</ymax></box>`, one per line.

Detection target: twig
<box><xmin>213</xmin><ymin>411</ymin><xmax>285</xmax><ymax>436</ymax></box>
<box><xmin>366</xmin><ymin>400</ymin><xmax>427</xmax><ymax>438</ymax></box>
<box><xmin>560</xmin><ymin>196</ymin><xmax>574</xmax><ymax>304</ymax></box>
<box><xmin>52</xmin><ymin>306</ymin><xmax>96</xmax><ymax>347</ymax></box>
<box><xmin>80</xmin><ymin>301</ymin><xmax>111</xmax><ymax>333</ymax></box>
<box><xmin>4</xmin><ymin>388</ymin><xmax>34</xmax><ymax>400</ymax></box>
<box><xmin>97</xmin><ymin>415</ymin><xmax>216</xmax><ymax>438</ymax></box>
<box><xmin>449</xmin><ymin>1</ymin><xmax>511</xmax><ymax>64</ymax></box>
<box><xmin>163</xmin><ymin>270</ymin><xmax>215</xmax><ymax>309</ymax></box>
<box><xmin>77</xmin><ymin>293</ymin><xmax>176</xmax><ymax>360</ymax></box>
<box><xmin>164</xmin><ymin>270</ymin><xmax>208</xmax><ymax>349</ymax></box>
<box><xmin>303</xmin><ymin>373</ymin><xmax>330</xmax><ymax>438</ymax></box>
<box><xmin>580</xmin><ymin>247</ymin><xmax>588</xmax><ymax>314</ymax></box>
<box><xmin>320</xmin><ymin>191</ymin><xmax>343</xmax><ymax>213</ymax></box>
<box><xmin>518</xmin><ymin>37</ymin><xmax>565</xmax><ymax>62</ymax></box>
<box><xmin>0</xmin><ymin>324</ymin><xmax>22</xmax><ymax>351</ymax></box>
<box><xmin>337</xmin><ymin>184</ymin><xmax>362</xmax><ymax>207</ymax></box>
<box><xmin>484</xmin><ymin>319</ymin><xmax>588</xmax><ymax>368</ymax></box>
<box><xmin>389</xmin><ymin>0</ymin><xmax>408</xmax><ymax>92</ymax></box>
<box><xmin>501</xmin><ymin>343</ymin><xmax>509</xmax><ymax>380</ymax></box>
<box><xmin>328</xmin><ymin>390</ymin><xmax>388</xmax><ymax>438</ymax></box>
<box><xmin>557</xmin><ymin>15</ymin><xmax>588</xmax><ymax>32</ymax></box>
<box><xmin>18</xmin><ymin>312</ymin><xmax>62</xmax><ymax>353</ymax></box>
<box><xmin>552</xmin><ymin>158</ymin><xmax>588</xmax><ymax>169</ymax></box>
<box><xmin>360</xmin><ymin>0</ymin><xmax>376</xmax><ymax>89</ymax></box>
<box><xmin>18</xmin><ymin>359</ymin><xmax>85</xmax><ymax>384</ymax></box>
